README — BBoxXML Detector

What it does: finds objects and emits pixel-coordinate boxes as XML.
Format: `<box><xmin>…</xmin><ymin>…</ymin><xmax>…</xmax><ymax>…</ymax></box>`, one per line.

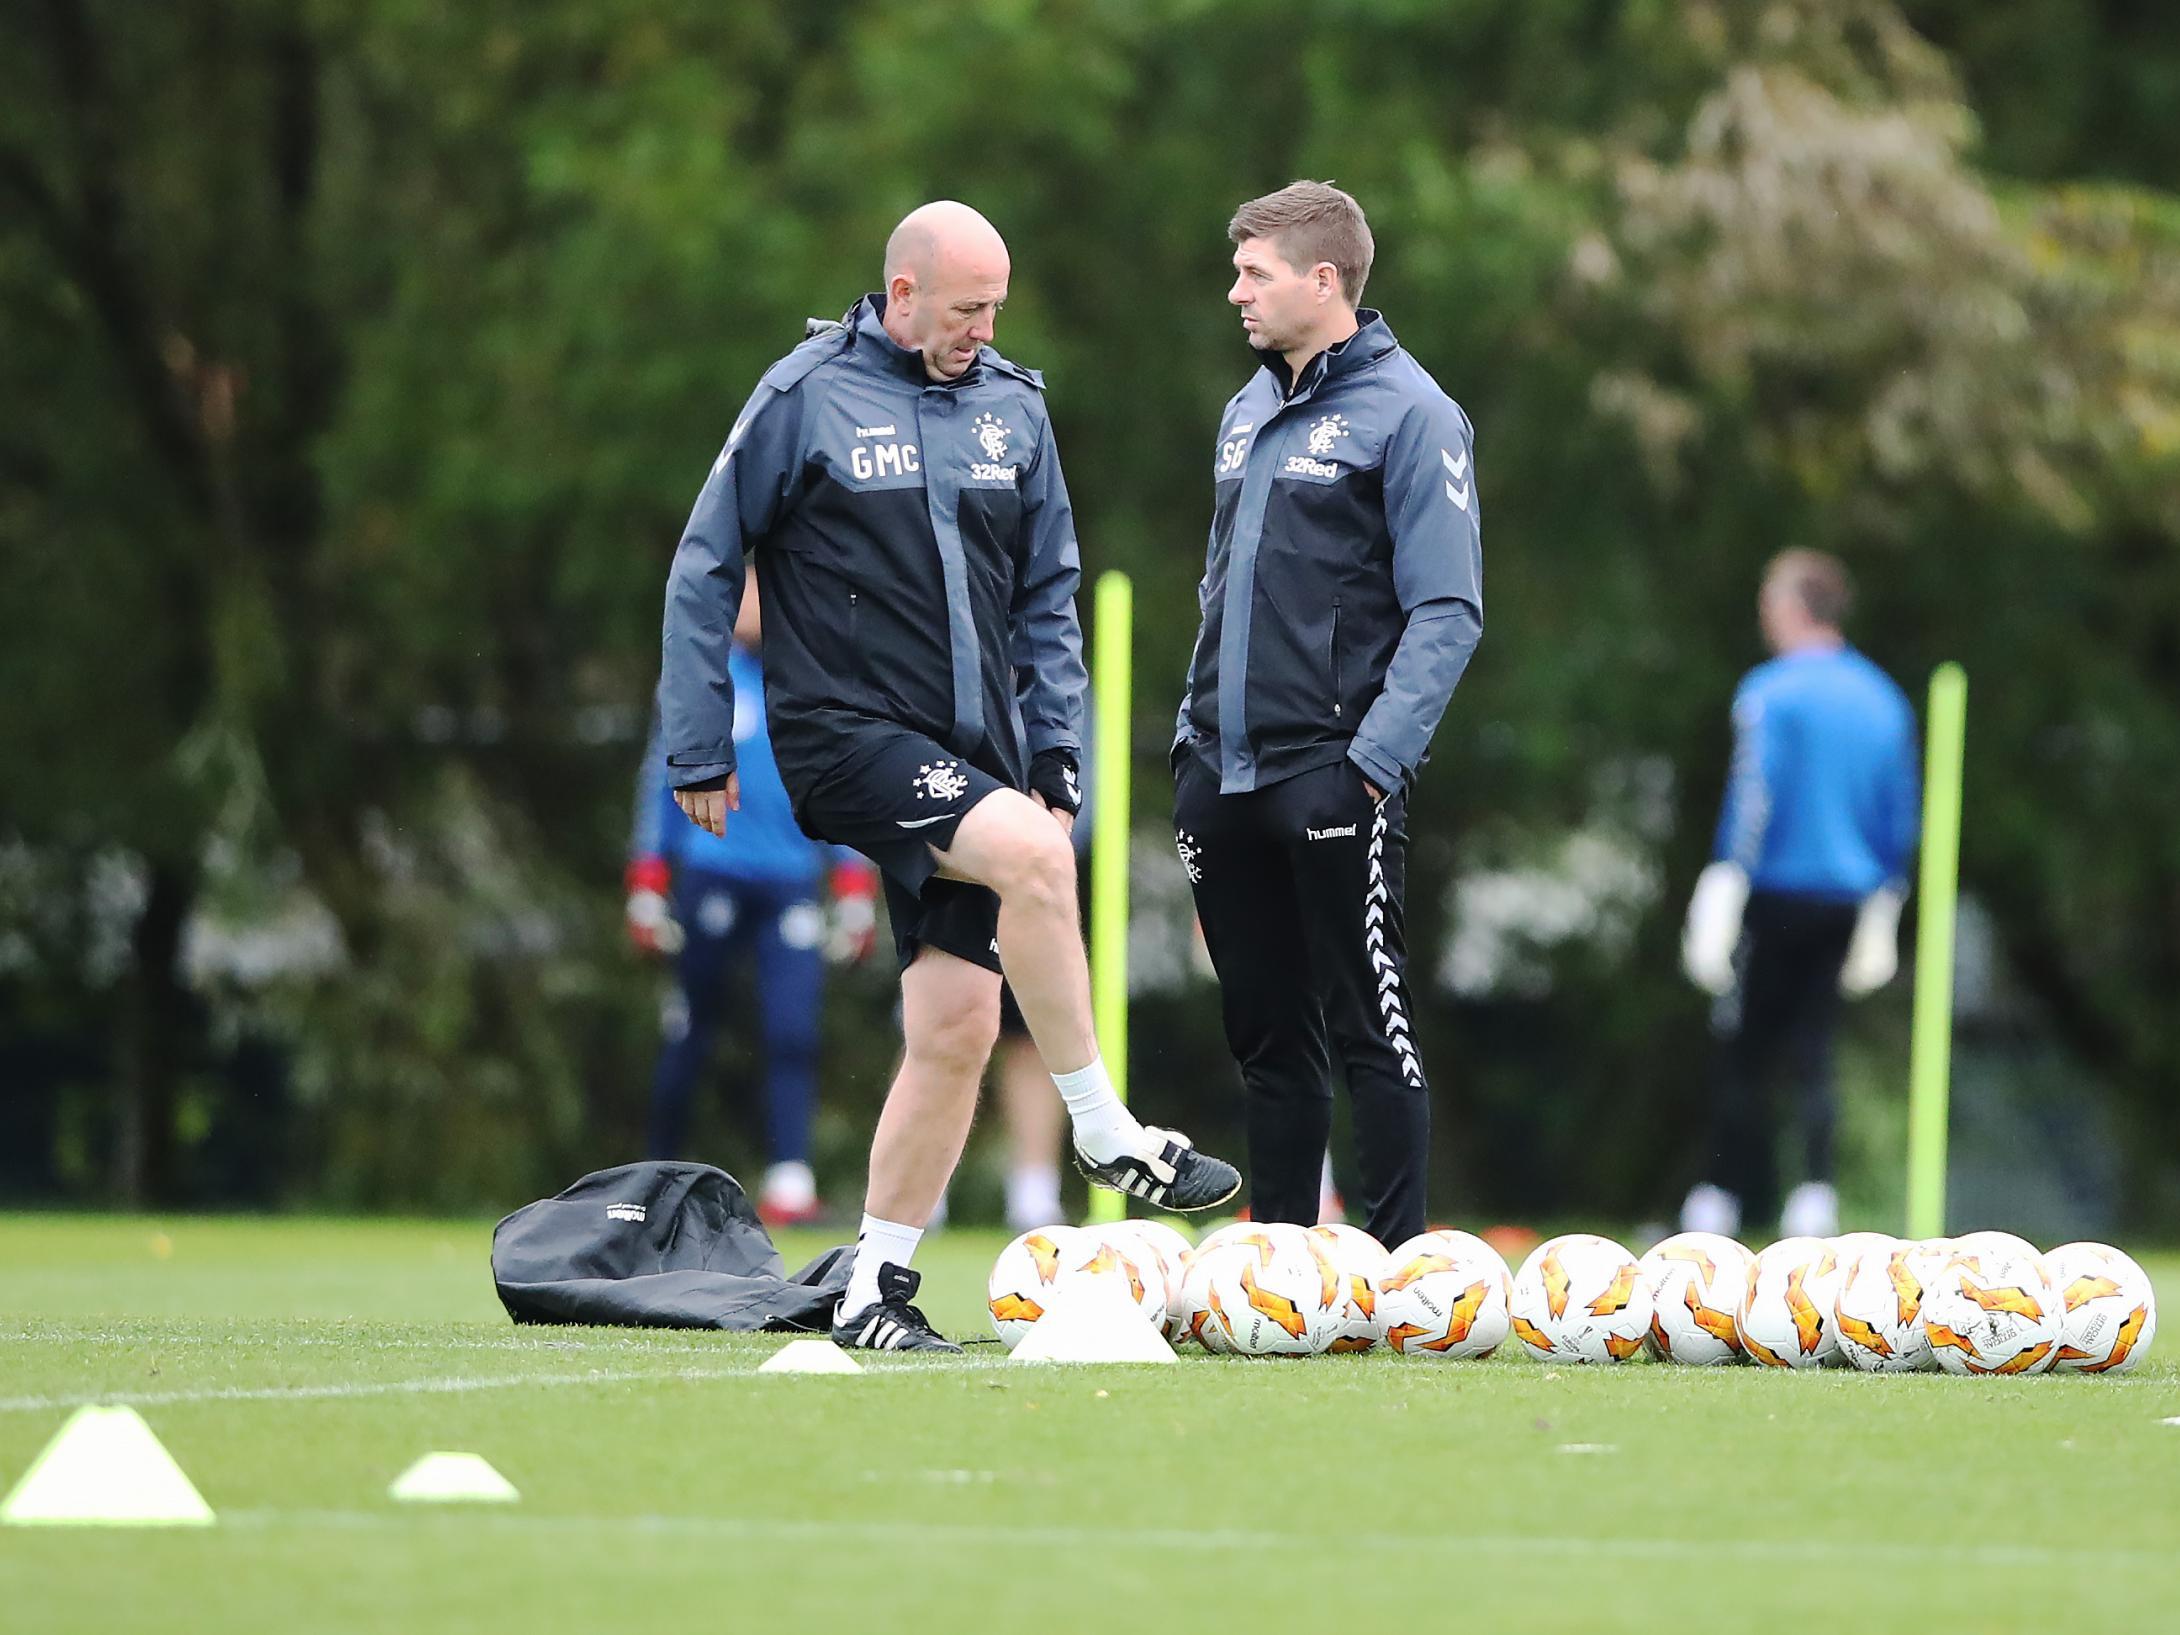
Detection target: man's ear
<box><xmin>888</xmin><ymin>272</ymin><xmax>917</xmax><ymax>307</ymax></box>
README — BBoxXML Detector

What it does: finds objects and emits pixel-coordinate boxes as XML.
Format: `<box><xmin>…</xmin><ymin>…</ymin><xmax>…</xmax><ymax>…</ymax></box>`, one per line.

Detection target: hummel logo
<box><xmin>854</xmin><ymin>424</ymin><xmax>897</xmax><ymax>439</ymax></box>
<box><xmin>606</xmin><ymin>1203</ymin><xmax>647</xmax><ymax>1223</ymax></box>
<box><xmin>712</xmin><ymin>414</ymin><xmax>755</xmax><ymax>477</ymax></box>
<box><xmin>1442</xmin><ymin>447</ymin><xmax>1471</xmax><ymax>511</ymax></box>
<box><xmin>1307</xmin><ymin>823</ymin><xmax>1358</xmax><ymax>841</ymax></box>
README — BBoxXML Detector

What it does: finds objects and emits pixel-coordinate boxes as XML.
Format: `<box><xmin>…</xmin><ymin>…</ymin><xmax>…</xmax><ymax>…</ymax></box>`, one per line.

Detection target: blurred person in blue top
<box><xmin>1679</xmin><ymin>549</ymin><xmax>1919</xmax><ymax>1240</ymax></box>
<box><xmin>627</xmin><ymin>574</ymin><xmax>878</xmax><ymax>1226</ymax></box>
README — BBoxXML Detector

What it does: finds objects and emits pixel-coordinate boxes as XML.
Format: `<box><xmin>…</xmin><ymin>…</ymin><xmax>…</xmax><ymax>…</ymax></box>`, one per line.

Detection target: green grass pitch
<box><xmin>3</xmin><ymin>1216</ymin><xmax>2177</xmax><ymax>1633</ymax></box>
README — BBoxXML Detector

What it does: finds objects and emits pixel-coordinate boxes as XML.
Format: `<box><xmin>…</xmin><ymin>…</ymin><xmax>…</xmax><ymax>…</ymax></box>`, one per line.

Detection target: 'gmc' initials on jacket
<box><xmin>1178</xmin><ymin>310</ymin><xmax>1482</xmax><ymax>795</ymax></box>
<box><xmin>659</xmin><ymin>295</ymin><xmax>1085</xmax><ymax>796</ymax></box>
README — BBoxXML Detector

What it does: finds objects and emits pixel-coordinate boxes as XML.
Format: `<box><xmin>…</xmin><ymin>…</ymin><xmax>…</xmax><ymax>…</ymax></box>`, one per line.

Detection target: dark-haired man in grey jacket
<box><xmin>1175</xmin><ymin>181</ymin><xmax>1484</xmax><ymax>1248</ymax></box>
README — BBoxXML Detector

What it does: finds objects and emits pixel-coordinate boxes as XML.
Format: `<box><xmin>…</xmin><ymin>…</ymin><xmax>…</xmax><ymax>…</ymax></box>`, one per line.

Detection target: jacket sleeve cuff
<box><xmin>1347</xmin><ymin>740</ymin><xmax>1404</xmax><ymax>794</ymax></box>
<box><xmin>667</xmin><ymin>750</ymin><xmax>736</xmax><ymax>788</ymax></box>
<box><xmin>1023</xmin><ymin>728</ymin><xmax>1081</xmax><ymax>763</ymax></box>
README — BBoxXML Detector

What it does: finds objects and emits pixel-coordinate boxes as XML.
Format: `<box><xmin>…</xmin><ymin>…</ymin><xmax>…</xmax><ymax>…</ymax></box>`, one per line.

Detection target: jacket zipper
<box><xmin>1331</xmin><ymin>599</ymin><xmax>1343</xmax><ymax>717</ymax></box>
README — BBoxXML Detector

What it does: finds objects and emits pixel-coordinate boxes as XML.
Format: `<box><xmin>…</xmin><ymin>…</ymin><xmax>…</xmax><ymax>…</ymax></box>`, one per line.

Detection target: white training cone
<box><xmin>1</xmin><ymin>1405</ymin><xmax>214</xmax><ymax>1527</ymax></box>
<box><xmin>389</xmin><ymin>1452</ymin><xmax>519</xmax><ymax>1504</ymax></box>
<box><xmin>1011</xmin><ymin>1287</ymin><xmax>1177</xmax><ymax>1364</ymax></box>
<box><xmin>758</xmin><ymin>1339</ymin><xmax>864</xmax><ymax>1375</ymax></box>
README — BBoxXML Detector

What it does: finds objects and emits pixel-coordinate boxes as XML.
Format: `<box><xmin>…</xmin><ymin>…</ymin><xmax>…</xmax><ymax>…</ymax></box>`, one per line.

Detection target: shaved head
<box><xmin>883</xmin><ymin>199</ymin><xmax>1008</xmax><ymax>288</ymax></box>
<box><xmin>879</xmin><ymin>201</ymin><xmax>1011</xmax><ymax>381</ymax></box>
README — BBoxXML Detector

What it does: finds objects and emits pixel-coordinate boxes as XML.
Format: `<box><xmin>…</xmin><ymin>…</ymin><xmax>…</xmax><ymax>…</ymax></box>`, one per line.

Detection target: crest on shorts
<box><xmin>914</xmin><ymin>760</ymin><xmax>970</xmax><ymax>804</ymax></box>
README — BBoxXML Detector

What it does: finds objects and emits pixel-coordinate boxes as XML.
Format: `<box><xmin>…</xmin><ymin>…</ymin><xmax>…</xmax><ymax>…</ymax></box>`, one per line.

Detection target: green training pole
<box><xmin>1905</xmin><ymin>662</ymin><xmax>1968</xmax><ymax>1239</ymax></box>
<box><xmin>1086</xmin><ymin>571</ymin><xmax>1134</xmax><ymax>1226</ymax></box>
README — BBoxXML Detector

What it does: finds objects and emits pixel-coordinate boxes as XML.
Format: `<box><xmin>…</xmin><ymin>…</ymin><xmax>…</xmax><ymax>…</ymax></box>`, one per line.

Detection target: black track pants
<box><xmin>1173</xmin><ymin>753</ymin><xmax>1430</xmax><ymax>1247</ymax></box>
<box><xmin>1703</xmin><ymin>890</ymin><xmax>1859</xmax><ymax>1227</ymax></box>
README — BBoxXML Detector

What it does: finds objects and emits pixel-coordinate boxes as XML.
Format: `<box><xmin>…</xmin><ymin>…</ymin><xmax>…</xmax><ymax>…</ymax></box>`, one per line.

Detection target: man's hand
<box><xmin>1029</xmin><ymin>789</ymin><xmax>1077</xmax><ymax>838</ymax></box>
<box><xmin>1363</xmin><ymin>777</ymin><xmax>1384</xmax><ymax>805</ymax></box>
<box><xmin>1026</xmin><ymin>749</ymin><xmax>1081</xmax><ymax>837</ymax></box>
<box><xmin>673</xmin><ymin>773</ymin><xmax>741</xmax><ymax>838</ymax></box>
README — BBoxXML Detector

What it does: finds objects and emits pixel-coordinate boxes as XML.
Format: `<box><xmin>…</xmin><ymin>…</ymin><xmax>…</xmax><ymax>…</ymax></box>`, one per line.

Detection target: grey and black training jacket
<box><xmin>659</xmin><ymin>294</ymin><xmax>1086</xmax><ymax>794</ymax></box>
<box><xmin>1178</xmin><ymin>310</ymin><xmax>1483</xmax><ymax>796</ymax></box>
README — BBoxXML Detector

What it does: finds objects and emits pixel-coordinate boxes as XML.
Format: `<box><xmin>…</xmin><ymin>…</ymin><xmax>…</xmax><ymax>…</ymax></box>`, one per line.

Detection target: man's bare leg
<box><xmin>866</xmin><ymin>949</ymin><xmax>1000</xmax><ymax>1223</ymax></box>
<box><xmin>934</xmin><ymin>789</ymin><xmax>1096</xmax><ymax>1070</ymax></box>
<box><xmin>934</xmin><ymin>788</ymin><xmax>1239</xmax><ymax>1210</ymax></box>
<box><xmin>838</xmin><ymin>947</ymin><xmax>999</xmax><ymax>1325</ymax></box>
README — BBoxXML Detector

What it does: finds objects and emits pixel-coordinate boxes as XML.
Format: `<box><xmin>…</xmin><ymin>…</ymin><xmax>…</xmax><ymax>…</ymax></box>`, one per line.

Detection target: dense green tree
<box><xmin>2</xmin><ymin>0</ymin><xmax>2175</xmax><ymax>1218</ymax></box>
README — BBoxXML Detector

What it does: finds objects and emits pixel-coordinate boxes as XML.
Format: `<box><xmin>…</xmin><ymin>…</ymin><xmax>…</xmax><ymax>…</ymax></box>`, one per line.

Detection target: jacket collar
<box><xmin>1255</xmin><ymin>308</ymin><xmax>1397</xmax><ymax>400</ymax></box>
<box><xmin>850</xmin><ymin>292</ymin><xmax>977</xmax><ymax>387</ymax></box>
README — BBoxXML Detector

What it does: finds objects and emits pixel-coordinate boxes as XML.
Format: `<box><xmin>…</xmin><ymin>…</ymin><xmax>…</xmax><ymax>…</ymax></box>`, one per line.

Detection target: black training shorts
<box><xmin>790</xmin><ymin>719</ymin><xmax>1015</xmax><ymax>973</ymax></box>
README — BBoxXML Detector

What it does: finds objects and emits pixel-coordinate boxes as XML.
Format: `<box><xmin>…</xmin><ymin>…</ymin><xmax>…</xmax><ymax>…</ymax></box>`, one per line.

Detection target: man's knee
<box><xmin>960</xmin><ymin>792</ymin><xmax>1075</xmax><ymax>904</ymax></box>
<box><xmin>1002</xmin><ymin>813</ymin><xmax>1076</xmax><ymax>908</ymax></box>
<box><xmin>904</xmin><ymin>964</ymin><xmax>1002</xmax><ymax>1077</ymax></box>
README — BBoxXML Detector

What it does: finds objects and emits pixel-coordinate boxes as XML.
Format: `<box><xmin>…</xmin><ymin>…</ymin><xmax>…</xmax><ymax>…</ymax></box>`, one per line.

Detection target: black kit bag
<box><xmin>492</xmin><ymin>1161</ymin><xmax>852</xmax><ymax>1331</ymax></box>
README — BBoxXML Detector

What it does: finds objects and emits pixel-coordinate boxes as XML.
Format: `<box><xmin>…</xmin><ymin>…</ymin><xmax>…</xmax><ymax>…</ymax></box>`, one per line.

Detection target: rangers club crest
<box><xmin>973</xmin><ymin>412</ymin><xmax>1012</xmax><ymax>462</ymax></box>
<box><xmin>969</xmin><ymin>412</ymin><xmax>1019</xmax><ymax>482</ymax></box>
<box><xmin>914</xmin><ymin>760</ymin><xmax>970</xmax><ymax>803</ymax></box>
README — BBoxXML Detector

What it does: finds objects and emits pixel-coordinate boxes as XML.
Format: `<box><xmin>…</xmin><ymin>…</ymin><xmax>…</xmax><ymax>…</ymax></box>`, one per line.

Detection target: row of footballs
<box><xmin>987</xmin><ymin>1219</ymin><xmax>2157</xmax><ymax>1375</ymax></box>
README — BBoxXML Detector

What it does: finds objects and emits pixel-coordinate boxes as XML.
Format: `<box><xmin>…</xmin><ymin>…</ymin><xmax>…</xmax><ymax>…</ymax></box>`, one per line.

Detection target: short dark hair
<box><xmin>1766</xmin><ymin>549</ymin><xmax>1854</xmax><ymax>627</ymax></box>
<box><xmin>1228</xmin><ymin>181</ymin><xmax>1374</xmax><ymax>306</ymax></box>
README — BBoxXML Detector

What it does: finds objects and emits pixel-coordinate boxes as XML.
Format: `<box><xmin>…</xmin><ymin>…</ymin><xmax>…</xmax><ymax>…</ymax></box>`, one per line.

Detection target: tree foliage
<box><xmin>2</xmin><ymin>0</ymin><xmax>2175</xmax><ymax>1217</ymax></box>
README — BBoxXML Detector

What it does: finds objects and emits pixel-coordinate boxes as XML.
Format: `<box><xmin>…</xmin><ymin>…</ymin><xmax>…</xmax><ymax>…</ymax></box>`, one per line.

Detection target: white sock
<box><xmin>1053</xmin><ymin>1057</ymin><xmax>1141</xmax><ymax>1165</ymax></box>
<box><xmin>1780</xmin><ymin>1181</ymin><xmax>1839</xmax><ymax>1239</ymax></box>
<box><xmin>841</xmin><ymin>1213</ymin><xmax>923</xmax><ymax>1319</ymax></box>
<box><xmin>1681</xmin><ymin>1183</ymin><xmax>1741</xmax><ymax>1237</ymax></box>
<box><xmin>1006</xmin><ymin>1164</ymin><xmax>1062</xmax><ymax>1232</ymax></box>
<box><xmin>761</xmin><ymin>1161</ymin><xmax>816</xmax><ymax>1212</ymax></box>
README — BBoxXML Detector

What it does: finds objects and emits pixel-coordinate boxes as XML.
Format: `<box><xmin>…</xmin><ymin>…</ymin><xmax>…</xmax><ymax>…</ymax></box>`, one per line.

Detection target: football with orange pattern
<box><xmin>1638</xmin><ymin>1232</ymin><xmax>1753</xmax><ymax>1366</ymax></box>
<box><xmin>1307</xmin><ymin>1224</ymin><xmax>1391</xmax><ymax>1354</ymax></box>
<box><xmin>1177</xmin><ymin>1224</ymin><xmax>1302</xmax><ymax>1350</ymax></box>
<box><xmin>1737</xmin><ymin>1236</ymin><xmax>1846</xmax><ymax>1369</ymax></box>
<box><xmin>1508</xmin><ymin>1233</ymin><xmax>1650</xmax><ymax>1364</ymax></box>
<box><xmin>1187</xmin><ymin>1233</ymin><xmax>1344</xmax><ymax>1356</ymax></box>
<box><xmin>1831</xmin><ymin>1238</ymin><xmax>1938</xmax><ymax>1373</ymax></box>
<box><xmin>1377</xmin><ymin>1229</ymin><xmax>1512</xmax><ymax>1361</ymax></box>
<box><xmin>988</xmin><ymin>1225</ymin><xmax>1087</xmax><ymax>1350</ymax></box>
<box><xmin>1945</xmin><ymin>1230</ymin><xmax>2041</xmax><ymax>1271</ymax></box>
<box><xmin>1099</xmin><ymin>1219</ymin><xmax>1195</xmax><ymax>1341</ymax></box>
<box><xmin>1921</xmin><ymin>1249</ymin><xmax>2063</xmax><ymax>1376</ymax></box>
<box><xmin>1068</xmin><ymin>1225</ymin><xmax>1178</xmax><ymax>1337</ymax></box>
<box><xmin>2043</xmin><ymin>1241</ymin><xmax>2156</xmax><ymax>1375</ymax></box>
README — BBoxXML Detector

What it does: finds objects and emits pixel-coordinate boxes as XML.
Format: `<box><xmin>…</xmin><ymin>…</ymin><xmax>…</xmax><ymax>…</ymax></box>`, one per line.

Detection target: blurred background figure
<box><xmin>991</xmin><ymin>986</ymin><xmax>1064</xmax><ymax>1231</ymax></box>
<box><xmin>1681</xmin><ymin>550</ymin><xmax>1919</xmax><ymax>1240</ymax></box>
<box><xmin>627</xmin><ymin>576</ymin><xmax>878</xmax><ymax>1225</ymax></box>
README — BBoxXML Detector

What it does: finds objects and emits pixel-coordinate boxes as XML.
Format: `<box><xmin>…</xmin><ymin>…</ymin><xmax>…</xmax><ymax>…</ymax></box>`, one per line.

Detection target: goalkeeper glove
<box><xmin>1839</xmin><ymin>886</ymin><xmax>1904</xmax><ymax>996</ymax></box>
<box><xmin>826</xmin><ymin>857</ymin><xmax>880</xmax><ymax>965</ymax></box>
<box><xmin>624</xmin><ymin>857</ymin><xmax>683</xmax><ymax>956</ymax></box>
<box><xmin>1681</xmin><ymin>862</ymin><xmax>1748</xmax><ymax>996</ymax></box>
